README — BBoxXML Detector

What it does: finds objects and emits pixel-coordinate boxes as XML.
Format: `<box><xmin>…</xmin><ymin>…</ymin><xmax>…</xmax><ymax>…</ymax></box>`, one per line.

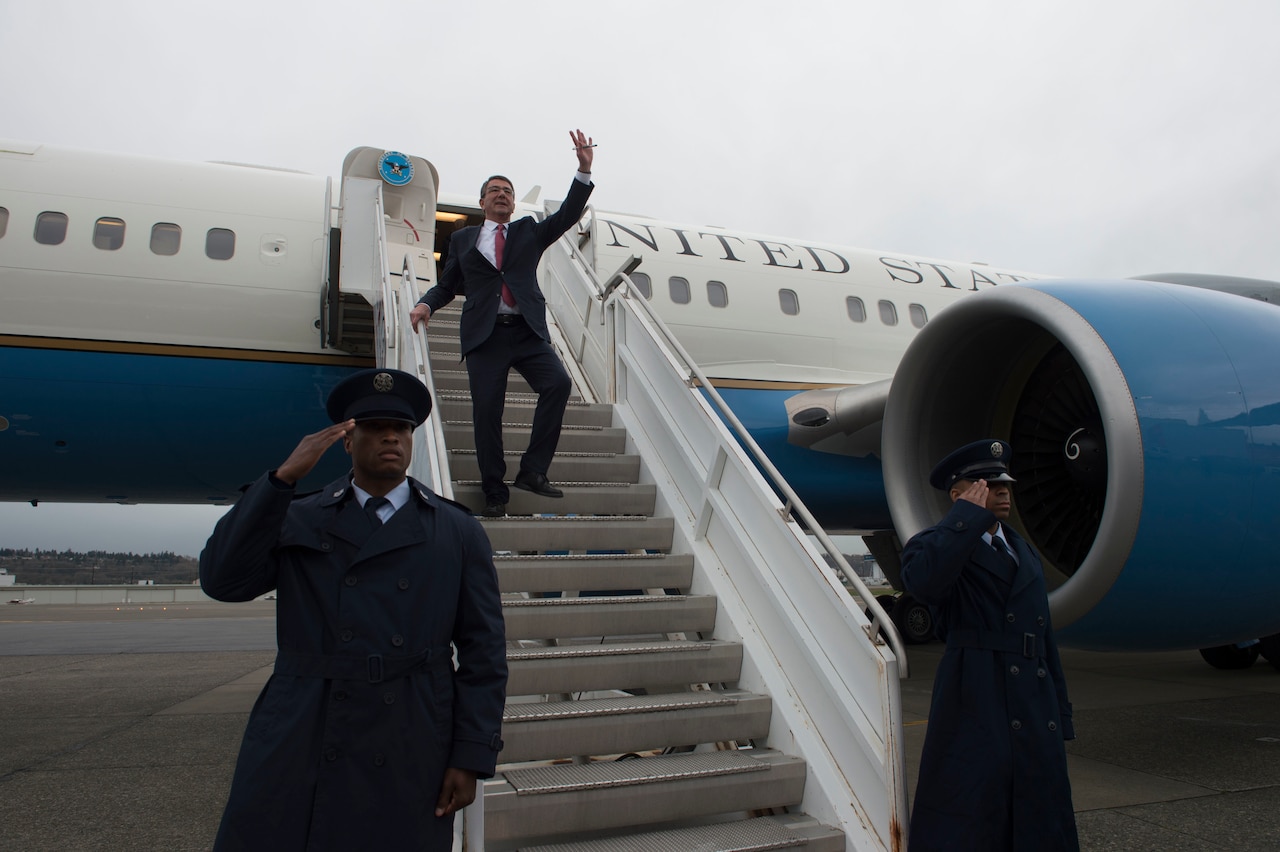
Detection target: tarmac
<box><xmin>2</xmin><ymin>602</ymin><xmax>1279</xmax><ymax>850</ymax></box>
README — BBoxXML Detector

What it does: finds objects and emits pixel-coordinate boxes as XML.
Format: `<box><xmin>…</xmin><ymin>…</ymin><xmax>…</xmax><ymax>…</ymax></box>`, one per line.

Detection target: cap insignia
<box><xmin>991</xmin><ymin>441</ymin><xmax>1004</xmax><ymax>458</ymax></box>
<box><xmin>373</xmin><ymin>372</ymin><xmax>394</xmax><ymax>393</ymax></box>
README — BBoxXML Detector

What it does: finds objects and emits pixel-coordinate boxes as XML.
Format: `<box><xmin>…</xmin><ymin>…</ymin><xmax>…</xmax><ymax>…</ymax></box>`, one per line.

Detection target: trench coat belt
<box><xmin>273</xmin><ymin>647</ymin><xmax>451</xmax><ymax>684</ymax></box>
<box><xmin>946</xmin><ymin>629</ymin><xmax>1042</xmax><ymax>659</ymax></box>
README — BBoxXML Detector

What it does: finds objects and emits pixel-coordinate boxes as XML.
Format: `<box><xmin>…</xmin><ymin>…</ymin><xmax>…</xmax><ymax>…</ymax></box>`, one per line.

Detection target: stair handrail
<box><xmin>540</xmin><ymin>215</ymin><xmax>910</xmax><ymax>851</ymax></box>
<box><xmin>357</xmin><ymin>179</ymin><xmax>470</xmax><ymax>850</ymax></box>
<box><xmin>390</xmin><ymin>253</ymin><xmax>456</xmax><ymax>499</ymax></box>
<box><xmin>552</xmin><ymin>231</ymin><xmax>905</xmax><ymax>666</ymax></box>
<box><xmin>357</xmin><ymin>184</ymin><xmax>453</xmax><ymax>499</ymax></box>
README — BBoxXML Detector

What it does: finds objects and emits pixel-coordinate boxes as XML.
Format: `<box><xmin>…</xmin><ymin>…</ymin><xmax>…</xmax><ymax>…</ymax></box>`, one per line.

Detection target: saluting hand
<box><xmin>957</xmin><ymin>479</ymin><xmax>989</xmax><ymax>508</ymax></box>
<box><xmin>275</xmin><ymin>420</ymin><xmax>354</xmax><ymax>485</ymax></box>
<box><xmin>570</xmin><ymin>128</ymin><xmax>593</xmax><ymax>173</ymax></box>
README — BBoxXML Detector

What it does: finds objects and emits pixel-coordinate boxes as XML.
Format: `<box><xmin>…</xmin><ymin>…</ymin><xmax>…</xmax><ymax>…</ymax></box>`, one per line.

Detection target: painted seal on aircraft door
<box><xmin>377</xmin><ymin>151</ymin><xmax>414</xmax><ymax>186</ymax></box>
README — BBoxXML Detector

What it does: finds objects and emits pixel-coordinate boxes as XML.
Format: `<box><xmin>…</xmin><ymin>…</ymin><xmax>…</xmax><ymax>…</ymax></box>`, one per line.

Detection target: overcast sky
<box><xmin>2</xmin><ymin>1</ymin><xmax>1278</xmax><ymax>557</ymax></box>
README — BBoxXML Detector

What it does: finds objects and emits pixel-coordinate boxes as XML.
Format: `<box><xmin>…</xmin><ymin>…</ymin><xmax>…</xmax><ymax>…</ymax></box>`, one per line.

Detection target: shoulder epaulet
<box><xmin>439</xmin><ymin>494</ymin><xmax>476</xmax><ymax>515</ymax></box>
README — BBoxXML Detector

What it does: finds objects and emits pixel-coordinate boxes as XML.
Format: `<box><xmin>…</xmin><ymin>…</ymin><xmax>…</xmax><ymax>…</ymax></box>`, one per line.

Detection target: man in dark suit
<box><xmin>201</xmin><ymin>368</ymin><xmax>507</xmax><ymax>851</ymax></box>
<box><xmin>900</xmin><ymin>439</ymin><xmax>1078</xmax><ymax>852</ymax></box>
<box><xmin>411</xmin><ymin>129</ymin><xmax>595</xmax><ymax>517</ymax></box>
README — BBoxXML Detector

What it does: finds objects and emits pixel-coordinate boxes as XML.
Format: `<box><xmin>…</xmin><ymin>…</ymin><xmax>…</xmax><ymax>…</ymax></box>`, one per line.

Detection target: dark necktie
<box><xmin>365</xmin><ymin>496</ymin><xmax>390</xmax><ymax>526</ymax></box>
<box><xmin>991</xmin><ymin>535</ymin><xmax>1018</xmax><ymax>573</ymax></box>
<box><xmin>495</xmin><ymin>224</ymin><xmax>516</xmax><ymax>307</ymax></box>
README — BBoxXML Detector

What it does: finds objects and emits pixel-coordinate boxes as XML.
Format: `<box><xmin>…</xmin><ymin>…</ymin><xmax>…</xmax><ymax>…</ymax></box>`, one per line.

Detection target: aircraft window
<box><xmin>878</xmin><ymin>300</ymin><xmax>899</xmax><ymax>326</ymax></box>
<box><xmin>669</xmin><ymin>276</ymin><xmax>691</xmax><ymax>305</ymax></box>
<box><xmin>151</xmin><ymin>223</ymin><xmax>181</xmax><ymax>256</ymax></box>
<box><xmin>93</xmin><ymin>217</ymin><xmax>126</xmax><ymax>251</ymax></box>
<box><xmin>0</xmin><ymin>207</ymin><xmax>8</xmax><ymax>238</ymax></box>
<box><xmin>629</xmin><ymin>271</ymin><xmax>652</xmax><ymax>299</ymax></box>
<box><xmin>846</xmin><ymin>296</ymin><xmax>867</xmax><ymax>322</ymax></box>
<box><xmin>707</xmin><ymin>280</ymin><xmax>728</xmax><ymax>308</ymax></box>
<box><xmin>779</xmin><ymin>289</ymin><xmax>799</xmax><ymax>316</ymax></box>
<box><xmin>909</xmin><ymin>303</ymin><xmax>928</xmax><ymax>328</ymax></box>
<box><xmin>34</xmin><ymin>211</ymin><xmax>68</xmax><ymax>245</ymax></box>
<box><xmin>206</xmin><ymin>228</ymin><xmax>236</xmax><ymax>260</ymax></box>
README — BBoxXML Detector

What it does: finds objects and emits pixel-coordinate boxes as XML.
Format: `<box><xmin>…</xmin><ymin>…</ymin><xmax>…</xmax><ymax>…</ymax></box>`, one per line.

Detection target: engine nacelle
<box><xmin>882</xmin><ymin>280</ymin><xmax>1280</xmax><ymax>650</ymax></box>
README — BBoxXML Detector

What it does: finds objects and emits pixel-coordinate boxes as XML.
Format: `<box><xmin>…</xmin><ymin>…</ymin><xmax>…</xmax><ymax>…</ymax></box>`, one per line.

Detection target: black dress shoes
<box><xmin>480</xmin><ymin>501</ymin><xmax>507</xmax><ymax>518</ymax></box>
<box><xmin>513</xmin><ymin>471</ymin><xmax>563</xmax><ymax>499</ymax></box>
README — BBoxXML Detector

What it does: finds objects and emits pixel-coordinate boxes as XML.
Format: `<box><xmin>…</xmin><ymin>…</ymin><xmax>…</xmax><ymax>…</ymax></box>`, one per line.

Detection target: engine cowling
<box><xmin>882</xmin><ymin>279</ymin><xmax>1280</xmax><ymax>650</ymax></box>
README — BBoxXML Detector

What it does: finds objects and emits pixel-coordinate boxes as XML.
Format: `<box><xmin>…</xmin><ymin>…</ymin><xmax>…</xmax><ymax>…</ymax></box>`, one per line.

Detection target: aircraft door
<box><xmin>327</xmin><ymin>148</ymin><xmax>440</xmax><ymax>353</ymax></box>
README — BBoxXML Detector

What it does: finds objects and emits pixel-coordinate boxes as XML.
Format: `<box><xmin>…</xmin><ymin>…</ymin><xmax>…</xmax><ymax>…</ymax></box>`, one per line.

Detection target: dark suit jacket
<box><xmin>200</xmin><ymin>472</ymin><xmax>507</xmax><ymax>850</ymax></box>
<box><xmin>418</xmin><ymin>176</ymin><xmax>594</xmax><ymax>357</ymax></box>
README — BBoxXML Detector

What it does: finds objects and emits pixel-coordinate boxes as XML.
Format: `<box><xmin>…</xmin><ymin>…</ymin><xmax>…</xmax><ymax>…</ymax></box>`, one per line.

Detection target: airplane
<box><xmin>3</xmin><ymin>139</ymin><xmax>1280</xmax><ymax>666</ymax></box>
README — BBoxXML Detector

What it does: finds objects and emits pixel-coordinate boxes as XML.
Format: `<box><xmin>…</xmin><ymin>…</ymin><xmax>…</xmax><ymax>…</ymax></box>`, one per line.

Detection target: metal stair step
<box><xmin>433</xmin><ymin>369</ymin><xmax>541</xmax><ymax>395</ymax></box>
<box><xmin>445</xmin><ymin>423</ymin><xmax>626</xmax><ymax>455</ymax></box>
<box><xmin>439</xmin><ymin>398</ymin><xmax>614</xmax><ymax>428</ymax></box>
<box><xmin>506</xmin><ymin>639</ymin><xmax>743</xmax><ymax>696</ymax></box>
<box><xmin>454</xmin><ymin>483</ymin><xmax>656</xmax><ymax>518</ymax></box>
<box><xmin>500</xmin><ymin>688</ymin><xmax>771</xmax><ymax>764</ymax></box>
<box><xmin>495</xmin><ymin>553</ymin><xmax>694</xmax><ymax>594</ymax></box>
<box><xmin>450</xmin><ymin>453</ymin><xmax>640</xmax><ymax>485</ymax></box>
<box><xmin>513</xmin><ymin>814</ymin><xmax>845</xmax><ymax>852</ymax></box>
<box><xmin>483</xmin><ymin>516</ymin><xmax>674</xmax><ymax>553</ymax></box>
<box><xmin>484</xmin><ymin>750</ymin><xmax>807</xmax><ymax>844</ymax></box>
<box><xmin>502</xmin><ymin>593</ymin><xmax>717</xmax><ymax>640</ymax></box>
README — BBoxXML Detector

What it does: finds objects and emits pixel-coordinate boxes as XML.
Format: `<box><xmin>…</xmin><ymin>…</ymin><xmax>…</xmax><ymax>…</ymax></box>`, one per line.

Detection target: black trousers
<box><xmin>465</xmin><ymin>319</ymin><xmax>571</xmax><ymax>503</ymax></box>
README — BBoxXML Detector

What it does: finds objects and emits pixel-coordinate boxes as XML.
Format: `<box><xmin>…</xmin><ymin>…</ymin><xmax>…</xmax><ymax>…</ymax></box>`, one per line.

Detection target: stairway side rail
<box><xmin>388</xmin><ymin>253</ymin><xmax>455</xmax><ymax>499</ymax></box>
<box><xmin>348</xmin><ymin>177</ymin><xmax>470</xmax><ymax>849</ymax></box>
<box><xmin>540</xmin><ymin>224</ymin><xmax>910</xmax><ymax>852</ymax></box>
<box><xmin>546</xmin><ymin>220</ymin><xmax>903</xmax><ymax>661</ymax></box>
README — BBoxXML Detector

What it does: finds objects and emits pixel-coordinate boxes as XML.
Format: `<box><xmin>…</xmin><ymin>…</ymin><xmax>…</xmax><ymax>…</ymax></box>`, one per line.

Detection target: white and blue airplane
<box><xmin>3</xmin><ymin>139</ymin><xmax>1279</xmax><ymax>662</ymax></box>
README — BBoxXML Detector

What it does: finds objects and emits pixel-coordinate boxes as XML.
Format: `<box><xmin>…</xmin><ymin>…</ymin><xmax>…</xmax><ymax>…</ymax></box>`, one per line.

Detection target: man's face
<box><xmin>985</xmin><ymin>480</ymin><xmax>1013</xmax><ymax>521</ymax></box>
<box><xmin>480</xmin><ymin>179</ymin><xmax>515</xmax><ymax>223</ymax></box>
<box><xmin>344</xmin><ymin>419</ymin><xmax>413</xmax><ymax>486</ymax></box>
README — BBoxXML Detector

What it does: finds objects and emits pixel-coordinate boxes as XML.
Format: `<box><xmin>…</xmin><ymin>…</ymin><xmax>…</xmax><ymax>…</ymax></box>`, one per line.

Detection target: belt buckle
<box><xmin>1022</xmin><ymin>633</ymin><xmax>1036</xmax><ymax>658</ymax></box>
<box><xmin>367</xmin><ymin>654</ymin><xmax>384</xmax><ymax>683</ymax></box>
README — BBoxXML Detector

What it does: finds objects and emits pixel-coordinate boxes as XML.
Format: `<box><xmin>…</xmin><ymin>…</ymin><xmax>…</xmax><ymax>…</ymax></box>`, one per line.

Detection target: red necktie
<box><xmin>495</xmin><ymin>224</ymin><xmax>515</xmax><ymax>307</ymax></box>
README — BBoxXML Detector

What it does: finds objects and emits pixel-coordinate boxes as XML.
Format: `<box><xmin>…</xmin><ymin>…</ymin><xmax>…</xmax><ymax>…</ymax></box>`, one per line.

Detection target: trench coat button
<box><xmin>1011</xmin><ymin>719</ymin><xmax>1022</xmax><ymax>730</ymax></box>
<box><xmin>391</xmin><ymin>634</ymin><xmax>404</xmax><ymax>647</ymax></box>
<box><xmin>1010</xmin><ymin>665</ymin><xmax>1020</xmax><ymax>675</ymax></box>
<box><xmin>321</xmin><ymin>542</ymin><xmax>332</xmax><ymax>552</ymax></box>
<box><xmin>374</xmin><ymin>753</ymin><xmax>385</xmax><ymax>767</ymax></box>
<box><xmin>398</xmin><ymin>578</ymin><xmax>410</xmax><ymax>590</ymax></box>
<box><xmin>1048</xmin><ymin>720</ymin><xmax>1058</xmax><ymax>732</ymax></box>
<box><xmin>383</xmin><ymin>692</ymin><xmax>395</xmax><ymax>705</ymax></box>
<box><xmin>344</xmin><ymin>576</ymin><xmax>357</xmax><ymax>587</ymax></box>
<box><xmin>1006</xmin><ymin>613</ymin><xmax>1015</xmax><ymax>622</ymax></box>
<box><xmin>325</xmin><ymin>748</ymin><xmax>338</xmax><ymax>762</ymax></box>
<box><xmin>1037</xmin><ymin>616</ymin><xmax>1046</xmax><ymax>626</ymax></box>
<box><xmin>333</xmin><ymin>689</ymin><xmax>348</xmax><ymax>701</ymax></box>
<box><xmin>340</xmin><ymin>629</ymin><xmax>353</xmax><ymax>642</ymax></box>
<box><xmin>1037</xmin><ymin>667</ymin><xmax>1047</xmax><ymax>678</ymax></box>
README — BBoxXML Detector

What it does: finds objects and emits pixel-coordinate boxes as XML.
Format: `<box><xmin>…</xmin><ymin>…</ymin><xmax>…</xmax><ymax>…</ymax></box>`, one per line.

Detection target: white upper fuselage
<box><xmin>0</xmin><ymin>140</ymin><xmax>1044</xmax><ymax>383</ymax></box>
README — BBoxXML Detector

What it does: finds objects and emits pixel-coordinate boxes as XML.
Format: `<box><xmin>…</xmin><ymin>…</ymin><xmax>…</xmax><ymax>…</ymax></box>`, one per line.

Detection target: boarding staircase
<box><xmin>336</xmin><ymin>157</ymin><xmax>909</xmax><ymax>852</ymax></box>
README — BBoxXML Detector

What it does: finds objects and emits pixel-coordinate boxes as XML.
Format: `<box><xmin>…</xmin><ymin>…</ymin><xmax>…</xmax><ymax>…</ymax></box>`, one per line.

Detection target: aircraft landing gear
<box><xmin>1198</xmin><ymin>642</ymin><xmax>1261</xmax><ymax>670</ymax></box>
<box><xmin>891</xmin><ymin>594</ymin><xmax>935</xmax><ymax>645</ymax></box>
<box><xmin>1258</xmin><ymin>633</ymin><xmax>1280</xmax><ymax>671</ymax></box>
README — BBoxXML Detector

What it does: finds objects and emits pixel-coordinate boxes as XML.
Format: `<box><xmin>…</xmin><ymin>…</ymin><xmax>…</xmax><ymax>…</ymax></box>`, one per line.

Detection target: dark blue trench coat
<box><xmin>200</xmin><ymin>473</ymin><xmax>507</xmax><ymax>851</ymax></box>
<box><xmin>901</xmin><ymin>500</ymin><xmax>1078</xmax><ymax>852</ymax></box>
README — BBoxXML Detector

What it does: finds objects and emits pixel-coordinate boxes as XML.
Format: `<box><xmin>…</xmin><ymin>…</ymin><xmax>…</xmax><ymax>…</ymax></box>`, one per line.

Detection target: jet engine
<box><xmin>881</xmin><ymin>279</ymin><xmax>1280</xmax><ymax>651</ymax></box>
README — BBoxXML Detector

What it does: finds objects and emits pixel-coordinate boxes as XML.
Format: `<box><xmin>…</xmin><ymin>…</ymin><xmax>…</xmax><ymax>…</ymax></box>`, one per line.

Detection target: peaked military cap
<box><xmin>929</xmin><ymin>438</ymin><xmax>1017</xmax><ymax>490</ymax></box>
<box><xmin>325</xmin><ymin>368</ymin><xmax>432</xmax><ymax>426</ymax></box>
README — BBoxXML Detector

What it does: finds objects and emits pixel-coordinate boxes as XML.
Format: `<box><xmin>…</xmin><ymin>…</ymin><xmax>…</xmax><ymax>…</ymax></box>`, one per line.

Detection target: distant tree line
<box><xmin>0</xmin><ymin>549</ymin><xmax>199</xmax><ymax>585</ymax></box>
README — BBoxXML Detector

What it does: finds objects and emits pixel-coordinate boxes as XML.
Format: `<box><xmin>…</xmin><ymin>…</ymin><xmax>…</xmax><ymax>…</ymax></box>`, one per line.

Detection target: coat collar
<box><xmin>318</xmin><ymin>474</ymin><xmax>441</xmax><ymax>508</ymax></box>
<box><xmin>318</xmin><ymin>475</ymin><xmax>443</xmax><ymax>562</ymax></box>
